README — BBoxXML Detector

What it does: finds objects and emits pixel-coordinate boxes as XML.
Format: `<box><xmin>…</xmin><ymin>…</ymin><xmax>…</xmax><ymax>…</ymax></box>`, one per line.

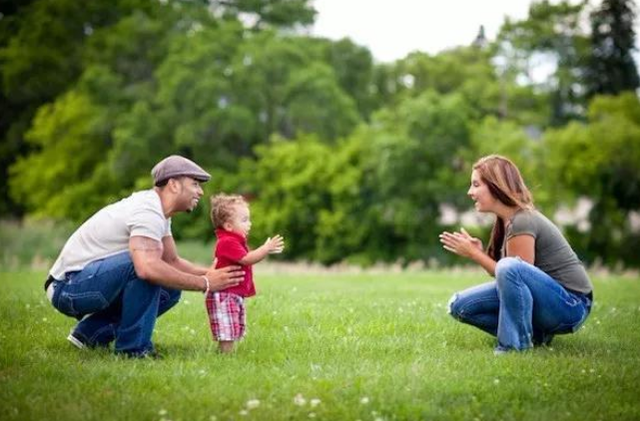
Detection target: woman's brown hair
<box><xmin>472</xmin><ymin>155</ymin><xmax>534</xmax><ymax>260</ymax></box>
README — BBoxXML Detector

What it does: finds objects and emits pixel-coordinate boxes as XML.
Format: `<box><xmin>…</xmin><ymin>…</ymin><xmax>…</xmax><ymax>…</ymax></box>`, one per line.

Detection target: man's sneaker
<box><xmin>67</xmin><ymin>331</ymin><xmax>89</xmax><ymax>349</ymax></box>
<box><xmin>115</xmin><ymin>348</ymin><xmax>162</xmax><ymax>360</ymax></box>
<box><xmin>493</xmin><ymin>346</ymin><xmax>510</xmax><ymax>356</ymax></box>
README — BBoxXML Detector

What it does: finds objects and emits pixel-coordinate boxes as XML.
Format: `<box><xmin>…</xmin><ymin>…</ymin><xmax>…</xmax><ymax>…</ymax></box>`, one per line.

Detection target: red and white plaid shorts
<box><xmin>205</xmin><ymin>292</ymin><xmax>246</xmax><ymax>341</ymax></box>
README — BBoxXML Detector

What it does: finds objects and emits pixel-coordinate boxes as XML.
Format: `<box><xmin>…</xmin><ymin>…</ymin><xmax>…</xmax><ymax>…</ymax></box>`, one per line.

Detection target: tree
<box><xmin>0</xmin><ymin>0</ymin><xmax>157</xmax><ymax>216</ymax></box>
<box><xmin>208</xmin><ymin>0</ymin><xmax>316</xmax><ymax>29</ymax></box>
<box><xmin>496</xmin><ymin>0</ymin><xmax>590</xmax><ymax>126</ymax></box>
<box><xmin>586</xmin><ymin>0</ymin><xmax>640</xmax><ymax>97</ymax></box>
<box><xmin>541</xmin><ymin>93</ymin><xmax>640</xmax><ymax>267</ymax></box>
<box><xmin>321</xmin><ymin>38</ymin><xmax>376</xmax><ymax>119</ymax></box>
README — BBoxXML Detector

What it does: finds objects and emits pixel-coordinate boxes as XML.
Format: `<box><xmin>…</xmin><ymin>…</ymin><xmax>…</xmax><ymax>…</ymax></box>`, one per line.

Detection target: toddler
<box><xmin>206</xmin><ymin>194</ymin><xmax>284</xmax><ymax>353</ymax></box>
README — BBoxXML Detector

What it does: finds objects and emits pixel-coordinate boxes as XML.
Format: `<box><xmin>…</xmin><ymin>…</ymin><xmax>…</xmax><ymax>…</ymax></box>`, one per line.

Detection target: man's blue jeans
<box><xmin>51</xmin><ymin>251</ymin><xmax>181</xmax><ymax>355</ymax></box>
<box><xmin>448</xmin><ymin>257</ymin><xmax>592</xmax><ymax>351</ymax></box>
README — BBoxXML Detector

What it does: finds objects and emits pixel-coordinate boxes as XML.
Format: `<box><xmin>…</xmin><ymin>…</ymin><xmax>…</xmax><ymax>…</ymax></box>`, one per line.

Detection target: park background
<box><xmin>2</xmin><ymin>0</ymin><xmax>640</xmax><ymax>269</ymax></box>
<box><xmin>2</xmin><ymin>2</ymin><xmax>640</xmax><ymax>421</ymax></box>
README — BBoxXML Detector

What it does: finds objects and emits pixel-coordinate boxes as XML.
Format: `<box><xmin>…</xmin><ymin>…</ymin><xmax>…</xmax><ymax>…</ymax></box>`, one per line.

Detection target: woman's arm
<box><xmin>439</xmin><ymin>228</ymin><xmax>497</xmax><ymax>276</ymax></box>
<box><xmin>504</xmin><ymin>234</ymin><xmax>535</xmax><ymax>264</ymax></box>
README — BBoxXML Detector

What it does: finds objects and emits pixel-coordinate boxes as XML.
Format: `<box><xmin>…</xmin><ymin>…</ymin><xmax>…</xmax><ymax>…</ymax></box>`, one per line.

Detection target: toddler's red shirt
<box><xmin>214</xmin><ymin>229</ymin><xmax>255</xmax><ymax>297</ymax></box>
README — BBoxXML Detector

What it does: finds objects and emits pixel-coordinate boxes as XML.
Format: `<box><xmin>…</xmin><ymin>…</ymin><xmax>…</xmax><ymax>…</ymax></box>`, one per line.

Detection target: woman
<box><xmin>439</xmin><ymin>155</ymin><xmax>593</xmax><ymax>354</ymax></box>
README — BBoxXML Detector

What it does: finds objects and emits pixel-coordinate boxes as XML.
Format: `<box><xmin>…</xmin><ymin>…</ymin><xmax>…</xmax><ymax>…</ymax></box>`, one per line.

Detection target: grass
<box><xmin>1</xmin><ymin>269</ymin><xmax>639</xmax><ymax>421</ymax></box>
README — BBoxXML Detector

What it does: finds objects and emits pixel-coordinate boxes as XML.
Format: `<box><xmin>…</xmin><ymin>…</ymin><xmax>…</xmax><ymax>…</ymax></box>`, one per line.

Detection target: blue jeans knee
<box><xmin>495</xmin><ymin>257</ymin><xmax>524</xmax><ymax>285</ymax></box>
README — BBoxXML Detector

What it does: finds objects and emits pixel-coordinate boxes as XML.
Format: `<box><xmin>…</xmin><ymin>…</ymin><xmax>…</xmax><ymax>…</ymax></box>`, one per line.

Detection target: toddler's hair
<box><xmin>210</xmin><ymin>194</ymin><xmax>248</xmax><ymax>228</ymax></box>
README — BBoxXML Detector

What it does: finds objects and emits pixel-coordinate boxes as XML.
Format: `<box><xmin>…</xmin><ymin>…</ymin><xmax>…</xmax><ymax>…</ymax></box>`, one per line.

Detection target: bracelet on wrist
<box><xmin>202</xmin><ymin>275</ymin><xmax>210</xmax><ymax>294</ymax></box>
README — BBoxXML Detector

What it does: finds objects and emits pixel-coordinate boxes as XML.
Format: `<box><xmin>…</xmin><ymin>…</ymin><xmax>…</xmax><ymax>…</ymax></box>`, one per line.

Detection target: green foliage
<box><xmin>322</xmin><ymin>38</ymin><xmax>376</xmax><ymax>118</ymax></box>
<box><xmin>210</xmin><ymin>0</ymin><xmax>316</xmax><ymax>29</ymax></box>
<box><xmin>497</xmin><ymin>0</ymin><xmax>591</xmax><ymax>125</ymax></box>
<box><xmin>542</xmin><ymin>93</ymin><xmax>640</xmax><ymax>266</ymax></box>
<box><xmin>237</xmin><ymin>135</ymin><xmax>336</xmax><ymax>260</ymax></box>
<box><xmin>586</xmin><ymin>0</ymin><xmax>640</xmax><ymax>97</ymax></box>
<box><xmin>8</xmin><ymin>91</ymin><xmax>111</xmax><ymax>219</ymax></box>
<box><xmin>2</xmin><ymin>0</ymin><xmax>640</xmax><ymax>268</ymax></box>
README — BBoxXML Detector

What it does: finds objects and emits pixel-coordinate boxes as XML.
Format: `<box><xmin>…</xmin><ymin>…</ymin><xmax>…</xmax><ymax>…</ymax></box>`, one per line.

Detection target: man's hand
<box><xmin>263</xmin><ymin>235</ymin><xmax>285</xmax><ymax>254</ymax></box>
<box><xmin>205</xmin><ymin>264</ymin><xmax>244</xmax><ymax>292</ymax></box>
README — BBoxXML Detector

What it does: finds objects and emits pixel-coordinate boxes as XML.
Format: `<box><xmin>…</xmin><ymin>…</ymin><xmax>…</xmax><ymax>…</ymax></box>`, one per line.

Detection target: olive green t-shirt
<box><xmin>504</xmin><ymin>210</ymin><xmax>593</xmax><ymax>294</ymax></box>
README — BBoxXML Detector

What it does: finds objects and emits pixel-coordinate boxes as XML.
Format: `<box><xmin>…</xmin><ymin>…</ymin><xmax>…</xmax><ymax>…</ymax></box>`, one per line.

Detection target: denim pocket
<box><xmin>55</xmin><ymin>290</ymin><xmax>109</xmax><ymax>318</ymax></box>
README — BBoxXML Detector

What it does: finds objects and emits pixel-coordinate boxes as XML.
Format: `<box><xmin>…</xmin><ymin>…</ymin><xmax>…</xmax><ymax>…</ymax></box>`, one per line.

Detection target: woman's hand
<box><xmin>439</xmin><ymin>227</ymin><xmax>483</xmax><ymax>258</ymax></box>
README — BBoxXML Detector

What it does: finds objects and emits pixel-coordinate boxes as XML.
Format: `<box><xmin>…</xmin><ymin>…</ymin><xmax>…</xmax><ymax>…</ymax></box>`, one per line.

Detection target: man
<box><xmin>45</xmin><ymin>155</ymin><xmax>244</xmax><ymax>358</ymax></box>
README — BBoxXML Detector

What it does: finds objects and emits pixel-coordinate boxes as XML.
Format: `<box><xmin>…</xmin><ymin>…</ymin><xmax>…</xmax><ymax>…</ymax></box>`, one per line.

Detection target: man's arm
<box><xmin>129</xmin><ymin>236</ymin><xmax>244</xmax><ymax>292</ymax></box>
<box><xmin>161</xmin><ymin>236</ymin><xmax>209</xmax><ymax>275</ymax></box>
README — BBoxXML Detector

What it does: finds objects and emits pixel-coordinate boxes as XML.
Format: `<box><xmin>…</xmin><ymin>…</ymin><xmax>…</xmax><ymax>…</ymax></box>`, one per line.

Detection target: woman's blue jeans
<box><xmin>448</xmin><ymin>257</ymin><xmax>592</xmax><ymax>351</ymax></box>
<box><xmin>51</xmin><ymin>251</ymin><xmax>181</xmax><ymax>355</ymax></box>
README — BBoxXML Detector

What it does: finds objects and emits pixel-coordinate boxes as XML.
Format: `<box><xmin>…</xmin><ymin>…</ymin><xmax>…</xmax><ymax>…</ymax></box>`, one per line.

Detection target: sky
<box><xmin>310</xmin><ymin>0</ymin><xmax>611</xmax><ymax>63</ymax></box>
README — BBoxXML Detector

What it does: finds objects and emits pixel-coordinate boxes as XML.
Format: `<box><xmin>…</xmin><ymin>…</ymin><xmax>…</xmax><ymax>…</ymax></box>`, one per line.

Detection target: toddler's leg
<box><xmin>206</xmin><ymin>292</ymin><xmax>245</xmax><ymax>353</ymax></box>
<box><xmin>218</xmin><ymin>341</ymin><xmax>235</xmax><ymax>353</ymax></box>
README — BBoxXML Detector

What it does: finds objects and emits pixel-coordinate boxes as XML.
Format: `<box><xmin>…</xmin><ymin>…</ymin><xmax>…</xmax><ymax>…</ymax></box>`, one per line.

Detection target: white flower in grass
<box><xmin>293</xmin><ymin>393</ymin><xmax>306</xmax><ymax>406</ymax></box>
<box><xmin>158</xmin><ymin>409</ymin><xmax>168</xmax><ymax>416</ymax></box>
<box><xmin>246</xmin><ymin>399</ymin><xmax>260</xmax><ymax>409</ymax></box>
<box><xmin>360</xmin><ymin>397</ymin><xmax>370</xmax><ymax>404</ymax></box>
<box><xmin>239</xmin><ymin>409</ymin><xmax>248</xmax><ymax>416</ymax></box>
<box><xmin>309</xmin><ymin>412</ymin><xmax>316</xmax><ymax>418</ymax></box>
<box><xmin>310</xmin><ymin>398</ymin><xmax>321</xmax><ymax>407</ymax></box>
<box><xmin>209</xmin><ymin>416</ymin><xmax>217</xmax><ymax>421</ymax></box>
<box><xmin>493</xmin><ymin>378</ymin><xmax>500</xmax><ymax>385</ymax></box>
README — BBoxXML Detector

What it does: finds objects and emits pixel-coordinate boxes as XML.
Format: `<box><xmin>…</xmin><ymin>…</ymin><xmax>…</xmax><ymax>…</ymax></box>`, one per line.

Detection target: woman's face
<box><xmin>467</xmin><ymin>169</ymin><xmax>497</xmax><ymax>213</ymax></box>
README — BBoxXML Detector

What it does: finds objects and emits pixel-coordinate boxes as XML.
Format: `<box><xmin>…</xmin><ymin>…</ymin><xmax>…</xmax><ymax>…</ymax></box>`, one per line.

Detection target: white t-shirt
<box><xmin>49</xmin><ymin>190</ymin><xmax>172</xmax><ymax>280</ymax></box>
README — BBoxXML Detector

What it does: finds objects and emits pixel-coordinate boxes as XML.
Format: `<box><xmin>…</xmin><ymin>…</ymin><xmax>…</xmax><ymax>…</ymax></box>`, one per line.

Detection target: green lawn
<box><xmin>1</xmin><ymin>269</ymin><xmax>639</xmax><ymax>421</ymax></box>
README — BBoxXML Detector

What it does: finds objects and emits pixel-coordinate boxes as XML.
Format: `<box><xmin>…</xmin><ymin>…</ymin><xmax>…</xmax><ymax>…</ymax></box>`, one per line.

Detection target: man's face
<box><xmin>176</xmin><ymin>177</ymin><xmax>204</xmax><ymax>213</ymax></box>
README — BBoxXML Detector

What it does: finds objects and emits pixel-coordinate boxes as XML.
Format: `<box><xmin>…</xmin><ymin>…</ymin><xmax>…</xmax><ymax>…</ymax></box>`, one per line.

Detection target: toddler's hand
<box><xmin>264</xmin><ymin>235</ymin><xmax>285</xmax><ymax>254</ymax></box>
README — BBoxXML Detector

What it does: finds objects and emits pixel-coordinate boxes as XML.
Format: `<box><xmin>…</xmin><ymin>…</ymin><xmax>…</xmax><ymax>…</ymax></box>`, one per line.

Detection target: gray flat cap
<box><xmin>151</xmin><ymin>155</ymin><xmax>211</xmax><ymax>186</ymax></box>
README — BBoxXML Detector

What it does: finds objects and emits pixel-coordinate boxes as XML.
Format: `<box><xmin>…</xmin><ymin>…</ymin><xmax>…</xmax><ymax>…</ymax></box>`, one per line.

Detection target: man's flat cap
<box><xmin>151</xmin><ymin>155</ymin><xmax>211</xmax><ymax>186</ymax></box>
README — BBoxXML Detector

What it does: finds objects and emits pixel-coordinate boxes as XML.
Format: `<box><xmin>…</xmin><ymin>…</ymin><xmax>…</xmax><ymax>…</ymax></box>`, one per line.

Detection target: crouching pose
<box><xmin>439</xmin><ymin>155</ymin><xmax>593</xmax><ymax>354</ymax></box>
<box><xmin>46</xmin><ymin>155</ymin><xmax>244</xmax><ymax>358</ymax></box>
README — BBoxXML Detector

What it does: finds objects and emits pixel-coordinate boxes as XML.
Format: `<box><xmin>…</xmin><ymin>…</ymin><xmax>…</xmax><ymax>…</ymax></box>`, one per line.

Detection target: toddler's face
<box><xmin>225</xmin><ymin>204</ymin><xmax>251</xmax><ymax>238</ymax></box>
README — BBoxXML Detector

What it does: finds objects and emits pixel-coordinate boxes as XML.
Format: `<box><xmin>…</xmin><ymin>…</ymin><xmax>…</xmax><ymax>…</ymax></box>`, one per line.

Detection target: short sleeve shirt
<box><xmin>504</xmin><ymin>210</ymin><xmax>592</xmax><ymax>294</ymax></box>
<box><xmin>214</xmin><ymin>229</ymin><xmax>255</xmax><ymax>297</ymax></box>
<box><xmin>49</xmin><ymin>190</ymin><xmax>171</xmax><ymax>280</ymax></box>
